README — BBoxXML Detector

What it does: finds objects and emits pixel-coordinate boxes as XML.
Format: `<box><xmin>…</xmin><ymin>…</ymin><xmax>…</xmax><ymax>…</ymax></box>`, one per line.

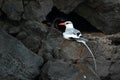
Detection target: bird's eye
<box><xmin>66</xmin><ymin>23</ymin><xmax>69</xmax><ymax>24</ymax></box>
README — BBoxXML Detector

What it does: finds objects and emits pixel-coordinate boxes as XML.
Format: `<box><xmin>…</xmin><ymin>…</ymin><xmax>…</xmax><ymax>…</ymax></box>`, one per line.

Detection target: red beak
<box><xmin>58</xmin><ymin>22</ymin><xmax>65</xmax><ymax>26</ymax></box>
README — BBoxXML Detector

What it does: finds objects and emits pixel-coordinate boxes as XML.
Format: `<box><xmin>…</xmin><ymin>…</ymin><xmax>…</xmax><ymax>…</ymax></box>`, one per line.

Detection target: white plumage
<box><xmin>59</xmin><ymin>21</ymin><xmax>82</xmax><ymax>40</ymax></box>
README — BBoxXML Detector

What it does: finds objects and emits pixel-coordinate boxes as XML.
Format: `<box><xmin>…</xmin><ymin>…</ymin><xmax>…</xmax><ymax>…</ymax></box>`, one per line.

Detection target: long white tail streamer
<box><xmin>76</xmin><ymin>39</ymin><xmax>97</xmax><ymax>70</ymax></box>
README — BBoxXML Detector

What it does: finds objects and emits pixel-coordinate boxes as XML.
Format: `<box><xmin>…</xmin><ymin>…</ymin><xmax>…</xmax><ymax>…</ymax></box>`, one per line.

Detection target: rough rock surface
<box><xmin>84</xmin><ymin>32</ymin><xmax>120</xmax><ymax>80</ymax></box>
<box><xmin>53</xmin><ymin>0</ymin><xmax>84</xmax><ymax>13</ymax></box>
<box><xmin>2</xmin><ymin>0</ymin><xmax>24</xmax><ymax>20</ymax></box>
<box><xmin>0</xmin><ymin>30</ymin><xmax>43</xmax><ymax>80</ymax></box>
<box><xmin>0</xmin><ymin>0</ymin><xmax>120</xmax><ymax>80</ymax></box>
<box><xmin>109</xmin><ymin>46</ymin><xmax>120</xmax><ymax>80</ymax></box>
<box><xmin>40</xmin><ymin>60</ymin><xmax>100</xmax><ymax>80</ymax></box>
<box><xmin>18</xmin><ymin>20</ymin><xmax>48</xmax><ymax>52</ymax></box>
<box><xmin>0</xmin><ymin>11</ymin><xmax>1</xmax><ymax>16</ymax></box>
<box><xmin>74</xmin><ymin>0</ymin><xmax>120</xmax><ymax>34</ymax></box>
<box><xmin>0</xmin><ymin>0</ymin><xmax>3</xmax><ymax>8</ymax></box>
<box><xmin>39</xmin><ymin>27</ymin><xmax>120</xmax><ymax>80</ymax></box>
<box><xmin>38</xmin><ymin>27</ymin><xmax>64</xmax><ymax>62</ymax></box>
<box><xmin>38</xmin><ymin>28</ymin><xmax>101</xmax><ymax>80</ymax></box>
<box><xmin>23</xmin><ymin>0</ymin><xmax>53</xmax><ymax>21</ymax></box>
<box><xmin>41</xmin><ymin>60</ymin><xmax>79</xmax><ymax>80</ymax></box>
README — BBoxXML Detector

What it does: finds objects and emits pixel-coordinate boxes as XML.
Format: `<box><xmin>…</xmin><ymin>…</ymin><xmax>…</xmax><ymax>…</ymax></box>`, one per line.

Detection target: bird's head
<box><xmin>58</xmin><ymin>21</ymin><xmax>74</xmax><ymax>29</ymax></box>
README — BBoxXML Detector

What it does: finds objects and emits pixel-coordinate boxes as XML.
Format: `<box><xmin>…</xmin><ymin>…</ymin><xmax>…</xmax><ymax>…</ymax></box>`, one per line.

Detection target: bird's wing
<box><xmin>73</xmin><ymin>29</ymin><xmax>82</xmax><ymax>35</ymax></box>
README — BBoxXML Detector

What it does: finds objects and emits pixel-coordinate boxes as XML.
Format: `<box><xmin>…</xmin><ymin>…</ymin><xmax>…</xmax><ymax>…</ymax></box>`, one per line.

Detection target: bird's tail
<box><xmin>76</xmin><ymin>38</ymin><xmax>97</xmax><ymax>70</ymax></box>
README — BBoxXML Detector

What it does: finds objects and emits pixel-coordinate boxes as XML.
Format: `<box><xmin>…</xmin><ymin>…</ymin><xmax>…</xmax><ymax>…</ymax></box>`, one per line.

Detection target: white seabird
<box><xmin>58</xmin><ymin>21</ymin><xmax>82</xmax><ymax>39</ymax></box>
<box><xmin>59</xmin><ymin>21</ymin><xmax>97</xmax><ymax>70</ymax></box>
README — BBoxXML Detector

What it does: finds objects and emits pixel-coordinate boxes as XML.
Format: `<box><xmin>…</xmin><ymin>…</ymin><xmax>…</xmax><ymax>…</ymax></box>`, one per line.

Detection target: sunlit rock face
<box><xmin>74</xmin><ymin>0</ymin><xmax>120</xmax><ymax>34</ymax></box>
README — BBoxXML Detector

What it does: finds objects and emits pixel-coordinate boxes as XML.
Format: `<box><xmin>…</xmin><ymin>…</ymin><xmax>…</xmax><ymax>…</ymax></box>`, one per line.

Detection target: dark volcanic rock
<box><xmin>41</xmin><ymin>60</ymin><xmax>79</xmax><ymax>80</ymax></box>
<box><xmin>83</xmin><ymin>33</ymin><xmax>120</xmax><ymax>80</ymax></box>
<box><xmin>0</xmin><ymin>22</ymin><xmax>21</xmax><ymax>36</ymax></box>
<box><xmin>40</xmin><ymin>60</ymin><xmax>100</xmax><ymax>80</ymax></box>
<box><xmin>39</xmin><ymin>27</ymin><xmax>101</xmax><ymax>79</ymax></box>
<box><xmin>0</xmin><ymin>0</ymin><xmax>3</xmax><ymax>8</ymax></box>
<box><xmin>8</xmin><ymin>26</ymin><xmax>21</xmax><ymax>34</ymax></box>
<box><xmin>18</xmin><ymin>20</ymin><xmax>48</xmax><ymax>52</ymax></box>
<box><xmin>109</xmin><ymin>46</ymin><xmax>120</xmax><ymax>80</ymax></box>
<box><xmin>87</xmin><ymin>40</ymin><xmax>111</xmax><ymax>77</ymax></box>
<box><xmin>23</xmin><ymin>0</ymin><xmax>53</xmax><ymax>21</ymax></box>
<box><xmin>16</xmin><ymin>31</ymin><xmax>28</xmax><ymax>40</ymax></box>
<box><xmin>2</xmin><ymin>0</ymin><xmax>24</xmax><ymax>20</ymax></box>
<box><xmin>38</xmin><ymin>27</ymin><xmax>64</xmax><ymax>61</ymax></box>
<box><xmin>110</xmin><ymin>61</ymin><xmax>120</xmax><ymax>80</ymax></box>
<box><xmin>1</xmin><ymin>0</ymin><xmax>120</xmax><ymax>80</ymax></box>
<box><xmin>1</xmin><ymin>22</ymin><xmax>15</xmax><ymax>33</ymax></box>
<box><xmin>53</xmin><ymin>41</ymin><xmax>88</xmax><ymax>61</ymax></box>
<box><xmin>75</xmin><ymin>0</ymin><xmax>120</xmax><ymax>34</ymax></box>
<box><xmin>39</xmin><ymin>26</ymin><xmax>120</xmax><ymax>80</ymax></box>
<box><xmin>0</xmin><ymin>30</ymin><xmax>43</xmax><ymax>80</ymax></box>
<box><xmin>0</xmin><ymin>11</ymin><xmax>1</xmax><ymax>16</ymax></box>
<box><xmin>53</xmin><ymin>0</ymin><xmax>84</xmax><ymax>13</ymax></box>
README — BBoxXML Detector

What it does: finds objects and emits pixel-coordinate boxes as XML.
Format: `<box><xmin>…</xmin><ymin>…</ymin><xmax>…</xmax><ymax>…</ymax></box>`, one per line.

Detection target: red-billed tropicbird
<box><xmin>59</xmin><ymin>21</ymin><xmax>82</xmax><ymax>39</ymax></box>
<box><xmin>59</xmin><ymin>21</ymin><xmax>97</xmax><ymax>71</ymax></box>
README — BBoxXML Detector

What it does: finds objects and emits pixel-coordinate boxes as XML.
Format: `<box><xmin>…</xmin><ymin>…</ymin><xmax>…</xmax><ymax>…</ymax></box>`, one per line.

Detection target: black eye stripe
<box><xmin>65</xmin><ymin>21</ymin><xmax>72</xmax><ymax>24</ymax></box>
<box><xmin>66</xmin><ymin>23</ymin><xmax>69</xmax><ymax>24</ymax></box>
